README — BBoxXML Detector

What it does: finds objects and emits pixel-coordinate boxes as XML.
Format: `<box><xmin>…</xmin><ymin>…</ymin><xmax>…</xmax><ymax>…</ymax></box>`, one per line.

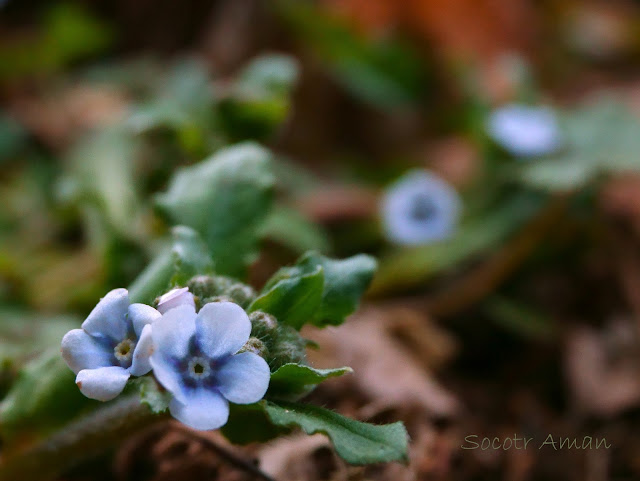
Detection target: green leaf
<box><xmin>259</xmin><ymin>252</ymin><xmax>377</xmax><ymax>328</ymax></box>
<box><xmin>260</xmin><ymin>206</ymin><xmax>330</xmax><ymax>254</ymax></box>
<box><xmin>128</xmin><ymin>226</ymin><xmax>213</xmax><ymax>304</ymax></box>
<box><xmin>249</xmin><ymin>266</ymin><xmax>325</xmax><ymax>330</ymax></box>
<box><xmin>0</xmin><ymin>350</ymin><xmax>95</xmax><ymax>440</ymax></box>
<box><xmin>268</xmin><ymin>363</ymin><xmax>351</xmax><ymax>400</ymax></box>
<box><xmin>156</xmin><ymin>142</ymin><xmax>275</xmax><ymax>278</ymax></box>
<box><xmin>300</xmin><ymin>253</ymin><xmax>377</xmax><ymax>326</ymax></box>
<box><xmin>0</xmin><ymin>311</ymin><xmax>79</xmax><ymax>362</ymax></box>
<box><xmin>221</xmin><ymin>403</ymin><xmax>288</xmax><ymax>445</ymax></box>
<box><xmin>275</xmin><ymin>0</ymin><xmax>426</xmax><ymax>109</ymax></box>
<box><xmin>264</xmin><ymin>401</ymin><xmax>409</xmax><ymax>465</ymax></box>
<box><xmin>235</xmin><ymin>54</ymin><xmax>299</xmax><ymax>98</ymax></box>
<box><xmin>66</xmin><ymin>126</ymin><xmax>141</xmax><ymax>239</ymax></box>
<box><xmin>519</xmin><ymin>158</ymin><xmax>595</xmax><ymax>191</ymax></box>
<box><xmin>138</xmin><ymin>377</ymin><xmax>171</xmax><ymax>414</ymax></box>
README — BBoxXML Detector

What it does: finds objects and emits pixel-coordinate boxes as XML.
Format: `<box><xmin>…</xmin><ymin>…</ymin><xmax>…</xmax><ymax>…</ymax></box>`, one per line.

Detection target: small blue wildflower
<box><xmin>486</xmin><ymin>104</ymin><xmax>561</xmax><ymax>158</ymax></box>
<box><xmin>157</xmin><ymin>287</ymin><xmax>195</xmax><ymax>314</ymax></box>
<box><xmin>150</xmin><ymin>302</ymin><xmax>270</xmax><ymax>430</ymax></box>
<box><xmin>61</xmin><ymin>289</ymin><xmax>161</xmax><ymax>401</ymax></box>
<box><xmin>382</xmin><ymin>170</ymin><xmax>461</xmax><ymax>245</ymax></box>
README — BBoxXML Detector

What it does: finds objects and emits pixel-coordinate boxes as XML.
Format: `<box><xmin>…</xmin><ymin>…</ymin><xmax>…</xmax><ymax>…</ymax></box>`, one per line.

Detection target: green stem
<box><xmin>0</xmin><ymin>396</ymin><xmax>165</xmax><ymax>481</ymax></box>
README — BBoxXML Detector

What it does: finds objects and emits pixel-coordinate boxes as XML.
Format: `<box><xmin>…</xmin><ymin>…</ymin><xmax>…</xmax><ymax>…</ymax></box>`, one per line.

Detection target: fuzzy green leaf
<box><xmin>259</xmin><ymin>252</ymin><xmax>376</xmax><ymax>328</ymax></box>
<box><xmin>155</xmin><ymin>142</ymin><xmax>275</xmax><ymax>278</ymax></box>
<box><xmin>249</xmin><ymin>266</ymin><xmax>324</xmax><ymax>330</ymax></box>
<box><xmin>0</xmin><ymin>350</ymin><xmax>95</xmax><ymax>440</ymax></box>
<box><xmin>268</xmin><ymin>363</ymin><xmax>352</xmax><ymax>400</ymax></box>
<box><xmin>128</xmin><ymin>226</ymin><xmax>213</xmax><ymax>304</ymax></box>
<box><xmin>264</xmin><ymin>401</ymin><xmax>409</xmax><ymax>465</ymax></box>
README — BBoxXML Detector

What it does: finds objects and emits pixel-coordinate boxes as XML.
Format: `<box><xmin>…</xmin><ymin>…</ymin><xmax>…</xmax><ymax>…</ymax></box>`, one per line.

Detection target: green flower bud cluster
<box><xmin>249</xmin><ymin>311</ymin><xmax>307</xmax><ymax>370</ymax></box>
<box><xmin>187</xmin><ymin>275</ymin><xmax>256</xmax><ymax>309</ymax></box>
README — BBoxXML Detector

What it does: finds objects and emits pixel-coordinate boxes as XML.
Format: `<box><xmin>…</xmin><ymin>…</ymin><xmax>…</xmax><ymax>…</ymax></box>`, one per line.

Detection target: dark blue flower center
<box><xmin>409</xmin><ymin>195</ymin><xmax>437</xmax><ymax>222</ymax></box>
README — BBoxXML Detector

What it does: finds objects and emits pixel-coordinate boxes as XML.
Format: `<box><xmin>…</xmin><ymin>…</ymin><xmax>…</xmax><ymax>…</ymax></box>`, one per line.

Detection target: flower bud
<box><xmin>240</xmin><ymin>337</ymin><xmax>269</xmax><ymax>358</ymax></box>
<box><xmin>156</xmin><ymin>287</ymin><xmax>195</xmax><ymax>314</ymax></box>
<box><xmin>249</xmin><ymin>311</ymin><xmax>278</xmax><ymax>340</ymax></box>
<box><xmin>224</xmin><ymin>283</ymin><xmax>256</xmax><ymax>308</ymax></box>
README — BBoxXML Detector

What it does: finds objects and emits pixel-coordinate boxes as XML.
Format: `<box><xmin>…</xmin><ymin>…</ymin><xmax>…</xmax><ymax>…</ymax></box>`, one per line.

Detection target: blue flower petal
<box><xmin>75</xmin><ymin>366</ymin><xmax>130</xmax><ymax>401</ymax></box>
<box><xmin>195</xmin><ymin>302</ymin><xmax>251</xmax><ymax>360</ymax></box>
<box><xmin>130</xmin><ymin>324</ymin><xmax>153</xmax><ymax>376</ymax></box>
<box><xmin>81</xmin><ymin>288</ymin><xmax>129</xmax><ymax>342</ymax></box>
<box><xmin>61</xmin><ymin>329</ymin><xmax>113</xmax><ymax>374</ymax></box>
<box><xmin>169</xmin><ymin>388</ymin><xmax>229</xmax><ymax>430</ymax></box>
<box><xmin>150</xmin><ymin>355</ymin><xmax>188</xmax><ymax>404</ymax></box>
<box><xmin>486</xmin><ymin>104</ymin><xmax>561</xmax><ymax>158</ymax></box>
<box><xmin>128</xmin><ymin>303</ymin><xmax>161</xmax><ymax>338</ymax></box>
<box><xmin>217</xmin><ymin>352</ymin><xmax>270</xmax><ymax>404</ymax></box>
<box><xmin>151</xmin><ymin>304</ymin><xmax>197</xmax><ymax>360</ymax></box>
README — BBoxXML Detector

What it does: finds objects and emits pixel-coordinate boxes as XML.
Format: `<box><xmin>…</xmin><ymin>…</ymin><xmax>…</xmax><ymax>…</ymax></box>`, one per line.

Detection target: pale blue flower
<box><xmin>487</xmin><ymin>104</ymin><xmax>561</xmax><ymax>157</ymax></box>
<box><xmin>61</xmin><ymin>289</ymin><xmax>160</xmax><ymax>401</ymax></box>
<box><xmin>382</xmin><ymin>170</ymin><xmax>461</xmax><ymax>245</ymax></box>
<box><xmin>157</xmin><ymin>287</ymin><xmax>195</xmax><ymax>314</ymax></box>
<box><xmin>150</xmin><ymin>302</ymin><xmax>270</xmax><ymax>430</ymax></box>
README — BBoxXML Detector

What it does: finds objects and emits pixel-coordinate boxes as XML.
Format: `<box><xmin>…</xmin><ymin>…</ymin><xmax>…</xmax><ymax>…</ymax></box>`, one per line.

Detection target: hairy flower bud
<box><xmin>249</xmin><ymin>311</ymin><xmax>279</xmax><ymax>341</ymax></box>
<box><xmin>224</xmin><ymin>283</ymin><xmax>256</xmax><ymax>308</ymax></box>
<box><xmin>240</xmin><ymin>337</ymin><xmax>269</xmax><ymax>358</ymax></box>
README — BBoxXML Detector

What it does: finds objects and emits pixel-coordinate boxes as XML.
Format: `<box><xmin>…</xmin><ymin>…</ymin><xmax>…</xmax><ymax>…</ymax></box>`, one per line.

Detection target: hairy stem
<box><xmin>0</xmin><ymin>396</ymin><xmax>165</xmax><ymax>481</ymax></box>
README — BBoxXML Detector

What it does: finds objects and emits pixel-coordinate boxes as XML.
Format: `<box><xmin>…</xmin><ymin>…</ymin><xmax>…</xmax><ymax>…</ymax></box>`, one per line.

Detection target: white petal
<box><xmin>75</xmin><ymin>366</ymin><xmax>130</xmax><ymax>401</ymax></box>
<box><xmin>195</xmin><ymin>302</ymin><xmax>251</xmax><ymax>360</ymax></box>
<box><xmin>151</xmin><ymin>304</ymin><xmax>197</xmax><ymax>360</ymax></box>
<box><xmin>217</xmin><ymin>352</ymin><xmax>270</xmax><ymax>404</ymax></box>
<box><xmin>128</xmin><ymin>303</ymin><xmax>161</xmax><ymax>338</ymax></box>
<box><xmin>130</xmin><ymin>324</ymin><xmax>154</xmax><ymax>376</ymax></box>
<box><xmin>157</xmin><ymin>287</ymin><xmax>196</xmax><ymax>315</ymax></box>
<box><xmin>169</xmin><ymin>388</ymin><xmax>229</xmax><ymax>430</ymax></box>
<box><xmin>82</xmin><ymin>288</ymin><xmax>129</xmax><ymax>342</ymax></box>
<box><xmin>61</xmin><ymin>329</ymin><xmax>113</xmax><ymax>374</ymax></box>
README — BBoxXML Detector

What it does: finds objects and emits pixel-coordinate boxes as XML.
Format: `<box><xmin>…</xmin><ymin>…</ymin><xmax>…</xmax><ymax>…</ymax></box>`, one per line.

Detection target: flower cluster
<box><xmin>61</xmin><ymin>287</ymin><xmax>270</xmax><ymax>430</ymax></box>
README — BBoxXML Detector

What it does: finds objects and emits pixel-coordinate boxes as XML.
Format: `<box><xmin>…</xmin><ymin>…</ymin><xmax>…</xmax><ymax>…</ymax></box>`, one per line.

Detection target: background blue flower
<box><xmin>381</xmin><ymin>170</ymin><xmax>462</xmax><ymax>245</ymax></box>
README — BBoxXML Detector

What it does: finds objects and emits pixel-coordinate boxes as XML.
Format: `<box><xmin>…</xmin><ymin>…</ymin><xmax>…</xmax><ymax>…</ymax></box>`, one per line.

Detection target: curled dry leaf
<box><xmin>565</xmin><ymin>321</ymin><xmax>640</xmax><ymax>417</ymax></box>
<box><xmin>306</xmin><ymin>306</ymin><xmax>460</xmax><ymax>418</ymax></box>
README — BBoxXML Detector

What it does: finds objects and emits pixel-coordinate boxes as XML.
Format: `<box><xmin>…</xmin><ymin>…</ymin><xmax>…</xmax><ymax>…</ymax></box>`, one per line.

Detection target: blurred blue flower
<box><xmin>157</xmin><ymin>287</ymin><xmax>195</xmax><ymax>314</ymax></box>
<box><xmin>487</xmin><ymin>104</ymin><xmax>561</xmax><ymax>157</ymax></box>
<box><xmin>61</xmin><ymin>289</ymin><xmax>160</xmax><ymax>401</ymax></box>
<box><xmin>150</xmin><ymin>302</ymin><xmax>270</xmax><ymax>430</ymax></box>
<box><xmin>381</xmin><ymin>170</ymin><xmax>461</xmax><ymax>245</ymax></box>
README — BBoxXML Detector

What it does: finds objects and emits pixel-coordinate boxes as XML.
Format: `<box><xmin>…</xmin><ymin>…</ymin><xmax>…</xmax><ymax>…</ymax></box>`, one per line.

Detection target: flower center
<box><xmin>187</xmin><ymin>356</ymin><xmax>211</xmax><ymax>380</ymax></box>
<box><xmin>114</xmin><ymin>339</ymin><xmax>135</xmax><ymax>362</ymax></box>
<box><xmin>410</xmin><ymin>195</ymin><xmax>436</xmax><ymax>222</ymax></box>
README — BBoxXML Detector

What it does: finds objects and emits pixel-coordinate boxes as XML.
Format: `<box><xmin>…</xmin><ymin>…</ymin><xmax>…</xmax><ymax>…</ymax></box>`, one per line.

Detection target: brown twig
<box><xmin>170</xmin><ymin>422</ymin><xmax>277</xmax><ymax>481</ymax></box>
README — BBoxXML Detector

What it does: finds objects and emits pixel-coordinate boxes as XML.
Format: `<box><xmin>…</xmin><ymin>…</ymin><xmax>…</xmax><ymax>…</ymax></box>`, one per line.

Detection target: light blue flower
<box><xmin>150</xmin><ymin>302</ymin><xmax>270</xmax><ymax>430</ymax></box>
<box><xmin>487</xmin><ymin>104</ymin><xmax>561</xmax><ymax>158</ymax></box>
<box><xmin>61</xmin><ymin>288</ymin><xmax>160</xmax><ymax>401</ymax></box>
<box><xmin>382</xmin><ymin>170</ymin><xmax>461</xmax><ymax>245</ymax></box>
